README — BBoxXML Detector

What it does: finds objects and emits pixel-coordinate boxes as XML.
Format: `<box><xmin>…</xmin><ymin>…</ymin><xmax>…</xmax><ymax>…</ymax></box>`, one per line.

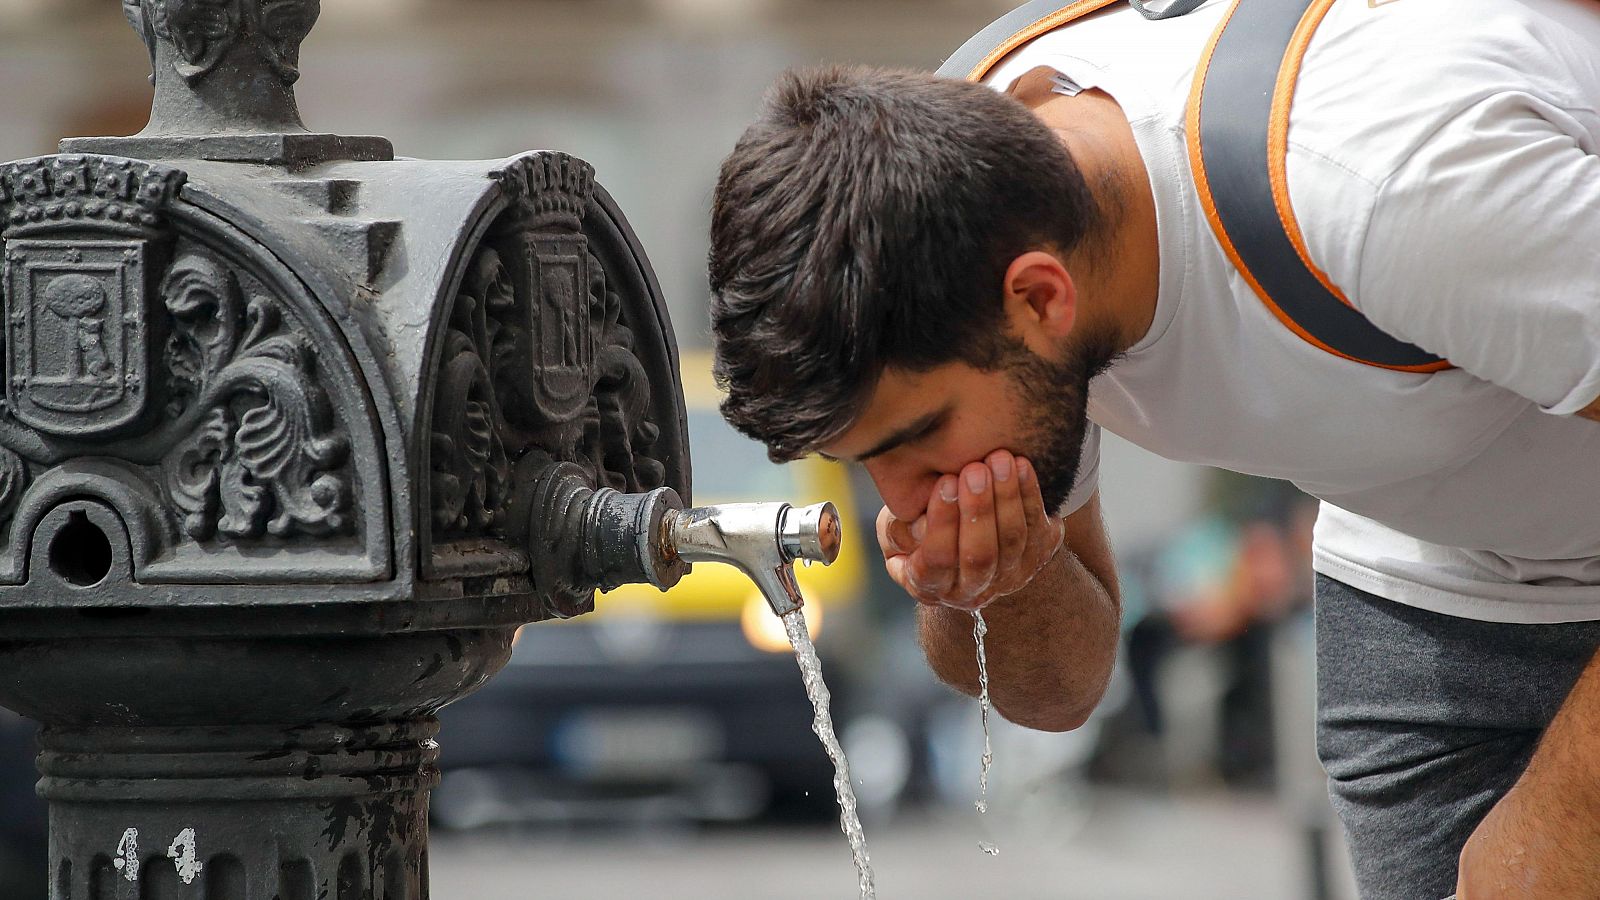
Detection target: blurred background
<box><xmin>0</xmin><ymin>1</ymin><xmax>1356</xmax><ymax>897</ymax></box>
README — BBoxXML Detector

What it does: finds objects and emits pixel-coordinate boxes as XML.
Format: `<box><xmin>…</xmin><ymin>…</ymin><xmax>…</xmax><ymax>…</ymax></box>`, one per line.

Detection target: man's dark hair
<box><xmin>709</xmin><ymin>65</ymin><xmax>1105</xmax><ymax>462</ymax></box>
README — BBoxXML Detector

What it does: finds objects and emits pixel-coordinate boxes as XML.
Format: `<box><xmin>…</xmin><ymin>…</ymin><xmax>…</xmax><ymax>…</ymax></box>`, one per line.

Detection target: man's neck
<box><xmin>1013</xmin><ymin>70</ymin><xmax>1161</xmax><ymax>354</ymax></box>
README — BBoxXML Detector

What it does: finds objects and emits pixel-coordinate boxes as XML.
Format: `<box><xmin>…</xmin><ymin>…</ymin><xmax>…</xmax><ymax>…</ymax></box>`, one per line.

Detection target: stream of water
<box><xmin>974</xmin><ymin>610</ymin><xmax>993</xmax><ymax>815</ymax></box>
<box><xmin>974</xmin><ymin>610</ymin><xmax>999</xmax><ymax>857</ymax></box>
<box><xmin>783</xmin><ymin>608</ymin><xmax>877</xmax><ymax>899</ymax></box>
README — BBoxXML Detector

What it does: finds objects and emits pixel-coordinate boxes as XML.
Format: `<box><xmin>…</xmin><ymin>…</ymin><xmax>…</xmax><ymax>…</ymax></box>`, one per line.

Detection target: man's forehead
<box><xmin>820</xmin><ymin>365</ymin><xmax>952</xmax><ymax>458</ymax></box>
<box><xmin>819</xmin><ymin>404</ymin><xmax>948</xmax><ymax>464</ymax></box>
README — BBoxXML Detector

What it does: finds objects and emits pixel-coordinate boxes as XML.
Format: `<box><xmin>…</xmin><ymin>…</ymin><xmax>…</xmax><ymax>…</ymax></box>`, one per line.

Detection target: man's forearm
<box><xmin>1458</xmin><ymin>647</ymin><xmax>1600</xmax><ymax>896</ymax></box>
<box><xmin>916</xmin><ymin>548</ymin><xmax>1120</xmax><ymax>732</ymax></box>
<box><xmin>1523</xmin><ymin>648</ymin><xmax>1600</xmax><ymax>802</ymax></box>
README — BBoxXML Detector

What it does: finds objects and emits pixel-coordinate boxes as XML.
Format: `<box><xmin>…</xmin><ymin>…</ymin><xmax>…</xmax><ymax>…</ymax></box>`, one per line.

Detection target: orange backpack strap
<box><xmin>937</xmin><ymin>0</ymin><xmax>1123</xmax><ymax>82</ymax></box>
<box><xmin>1189</xmin><ymin>0</ymin><xmax>1451</xmax><ymax>371</ymax></box>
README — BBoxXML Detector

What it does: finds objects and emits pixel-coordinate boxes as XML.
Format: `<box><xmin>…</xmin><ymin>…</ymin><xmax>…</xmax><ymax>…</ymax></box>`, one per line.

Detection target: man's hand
<box><xmin>875</xmin><ymin>450</ymin><xmax>1064</xmax><ymax>611</ymax></box>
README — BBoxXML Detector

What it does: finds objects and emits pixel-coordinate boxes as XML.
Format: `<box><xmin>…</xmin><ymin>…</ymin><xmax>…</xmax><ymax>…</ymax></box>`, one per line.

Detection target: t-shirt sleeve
<box><xmin>1354</xmin><ymin>91</ymin><xmax>1600</xmax><ymax>415</ymax></box>
<box><xmin>1059</xmin><ymin>421</ymin><xmax>1101</xmax><ymax>518</ymax></box>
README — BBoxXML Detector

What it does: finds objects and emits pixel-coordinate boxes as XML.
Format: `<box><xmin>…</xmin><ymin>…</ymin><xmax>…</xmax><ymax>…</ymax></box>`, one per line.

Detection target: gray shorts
<box><xmin>1315</xmin><ymin>574</ymin><xmax>1600</xmax><ymax>900</ymax></box>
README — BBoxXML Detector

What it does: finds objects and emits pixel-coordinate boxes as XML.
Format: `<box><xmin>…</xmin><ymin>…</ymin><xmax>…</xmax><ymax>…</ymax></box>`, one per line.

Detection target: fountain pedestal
<box><xmin>0</xmin><ymin>3</ymin><xmax>692</xmax><ymax>897</ymax></box>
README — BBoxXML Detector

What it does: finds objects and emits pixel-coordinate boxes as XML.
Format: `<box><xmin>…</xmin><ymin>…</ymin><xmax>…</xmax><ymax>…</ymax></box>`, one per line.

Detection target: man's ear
<box><xmin>1003</xmin><ymin>251</ymin><xmax>1078</xmax><ymax>350</ymax></box>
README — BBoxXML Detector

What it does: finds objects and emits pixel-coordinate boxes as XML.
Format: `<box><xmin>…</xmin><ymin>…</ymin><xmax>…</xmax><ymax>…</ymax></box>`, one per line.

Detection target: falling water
<box><xmin>974</xmin><ymin>610</ymin><xmax>993</xmax><ymax>815</ymax></box>
<box><xmin>974</xmin><ymin>611</ymin><xmax>1000</xmax><ymax>857</ymax></box>
<box><xmin>783</xmin><ymin>608</ymin><xmax>876</xmax><ymax>900</ymax></box>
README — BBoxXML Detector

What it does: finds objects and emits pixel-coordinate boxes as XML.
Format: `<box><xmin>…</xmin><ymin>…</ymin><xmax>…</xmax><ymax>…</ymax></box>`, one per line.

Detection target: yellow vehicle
<box><xmin>436</xmin><ymin>353</ymin><xmax>887</xmax><ymax>825</ymax></box>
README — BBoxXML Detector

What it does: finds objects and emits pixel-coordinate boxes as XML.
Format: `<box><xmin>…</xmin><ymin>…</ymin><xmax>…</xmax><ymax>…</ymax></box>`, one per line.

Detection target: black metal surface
<box><xmin>0</xmin><ymin>3</ymin><xmax>693</xmax><ymax>898</ymax></box>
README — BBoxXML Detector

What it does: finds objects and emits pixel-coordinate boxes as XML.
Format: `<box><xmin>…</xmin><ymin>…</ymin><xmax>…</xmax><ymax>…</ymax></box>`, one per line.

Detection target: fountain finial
<box><xmin>63</xmin><ymin>0</ymin><xmax>392</xmax><ymax>166</ymax></box>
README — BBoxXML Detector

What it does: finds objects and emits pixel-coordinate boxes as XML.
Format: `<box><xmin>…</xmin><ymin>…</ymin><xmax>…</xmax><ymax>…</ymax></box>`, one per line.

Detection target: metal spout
<box><xmin>664</xmin><ymin>502</ymin><xmax>843</xmax><ymax>618</ymax></box>
<box><xmin>522</xmin><ymin>464</ymin><xmax>842</xmax><ymax>621</ymax></box>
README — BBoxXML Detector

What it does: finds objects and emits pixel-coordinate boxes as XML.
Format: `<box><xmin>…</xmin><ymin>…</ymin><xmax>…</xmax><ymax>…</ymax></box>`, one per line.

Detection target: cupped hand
<box><xmin>877</xmin><ymin>451</ymin><xmax>1065</xmax><ymax>611</ymax></box>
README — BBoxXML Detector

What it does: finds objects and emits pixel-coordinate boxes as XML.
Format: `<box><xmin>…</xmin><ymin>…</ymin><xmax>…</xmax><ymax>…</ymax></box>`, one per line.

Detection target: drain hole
<box><xmin>48</xmin><ymin>510</ymin><xmax>113</xmax><ymax>587</ymax></box>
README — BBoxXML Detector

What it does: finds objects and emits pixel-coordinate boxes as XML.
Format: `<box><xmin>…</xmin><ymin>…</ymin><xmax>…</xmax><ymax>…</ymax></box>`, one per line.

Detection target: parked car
<box><xmin>434</xmin><ymin>355</ymin><xmax>910</xmax><ymax>827</ymax></box>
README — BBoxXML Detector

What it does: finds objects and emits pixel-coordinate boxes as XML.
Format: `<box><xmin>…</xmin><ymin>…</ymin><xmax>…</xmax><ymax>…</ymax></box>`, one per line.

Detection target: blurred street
<box><xmin>431</xmin><ymin>789</ymin><xmax>1346</xmax><ymax>899</ymax></box>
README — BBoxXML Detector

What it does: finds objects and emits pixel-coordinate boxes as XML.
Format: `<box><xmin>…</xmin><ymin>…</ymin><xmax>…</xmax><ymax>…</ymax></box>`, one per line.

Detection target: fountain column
<box><xmin>0</xmin><ymin>3</ymin><xmax>695</xmax><ymax>897</ymax></box>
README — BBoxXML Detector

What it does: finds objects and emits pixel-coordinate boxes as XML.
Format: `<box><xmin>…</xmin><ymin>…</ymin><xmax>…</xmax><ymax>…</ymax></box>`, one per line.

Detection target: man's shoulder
<box><xmin>1291</xmin><ymin>0</ymin><xmax>1600</xmax><ymax>185</ymax></box>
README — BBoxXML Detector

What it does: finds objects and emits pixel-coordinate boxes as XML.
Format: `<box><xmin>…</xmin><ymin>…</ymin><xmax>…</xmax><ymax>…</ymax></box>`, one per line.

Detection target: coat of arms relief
<box><xmin>428</xmin><ymin>153</ymin><xmax>671</xmax><ymax>553</ymax></box>
<box><xmin>0</xmin><ymin>154</ymin><xmax>356</xmax><ymax>566</ymax></box>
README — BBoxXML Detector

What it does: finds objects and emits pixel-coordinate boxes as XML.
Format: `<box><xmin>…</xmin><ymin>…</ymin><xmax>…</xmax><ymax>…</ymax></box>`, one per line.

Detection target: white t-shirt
<box><xmin>985</xmin><ymin>0</ymin><xmax>1600</xmax><ymax>623</ymax></box>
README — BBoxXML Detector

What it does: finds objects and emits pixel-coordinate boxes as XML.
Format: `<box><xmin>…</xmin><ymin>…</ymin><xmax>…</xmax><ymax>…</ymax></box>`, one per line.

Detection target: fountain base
<box><xmin>39</xmin><ymin>720</ymin><xmax>437</xmax><ymax>900</ymax></box>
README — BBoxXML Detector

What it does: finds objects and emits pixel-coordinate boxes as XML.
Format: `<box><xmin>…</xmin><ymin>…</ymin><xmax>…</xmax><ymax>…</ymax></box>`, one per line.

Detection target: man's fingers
<box><xmin>878</xmin><ymin>507</ymin><xmax>935</xmax><ymax>604</ymax></box>
<box><xmin>1016</xmin><ymin>456</ymin><xmax>1066</xmax><ymax>568</ymax></box>
<box><xmin>1017</xmin><ymin>457</ymin><xmax>1050</xmax><ymax>527</ymax></box>
<box><xmin>956</xmin><ymin>462</ymin><xmax>998</xmax><ymax>598</ymax></box>
<box><xmin>908</xmin><ymin>475</ymin><xmax>960</xmax><ymax>594</ymax></box>
<box><xmin>876</xmin><ymin>507</ymin><xmax>897</xmax><ymax>557</ymax></box>
<box><xmin>876</xmin><ymin>506</ymin><xmax>919</xmax><ymax>558</ymax></box>
<box><xmin>886</xmin><ymin>555</ymin><xmax>941</xmax><ymax>606</ymax></box>
<box><xmin>989</xmin><ymin>450</ymin><xmax>1026</xmax><ymax>572</ymax></box>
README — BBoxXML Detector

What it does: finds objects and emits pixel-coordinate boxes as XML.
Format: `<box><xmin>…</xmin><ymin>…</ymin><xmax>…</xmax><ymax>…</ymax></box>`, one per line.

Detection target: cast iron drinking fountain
<box><xmin>0</xmin><ymin>3</ymin><xmax>843</xmax><ymax>898</ymax></box>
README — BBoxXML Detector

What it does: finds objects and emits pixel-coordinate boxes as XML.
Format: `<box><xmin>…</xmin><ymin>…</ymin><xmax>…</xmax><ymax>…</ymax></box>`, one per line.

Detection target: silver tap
<box><xmin>664</xmin><ymin>502</ymin><xmax>843</xmax><ymax>617</ymax></box>
<box><xmin>519</xmin><ymin>461</ymin><xmax>843</xmax><ymax>620</ymax></box>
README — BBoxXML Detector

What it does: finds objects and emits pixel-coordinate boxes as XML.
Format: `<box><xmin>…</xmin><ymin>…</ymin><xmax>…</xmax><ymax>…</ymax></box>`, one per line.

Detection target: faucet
<box><xmin>665</xmin><ymin>501</ymin><xmax>843</xmax><ymax>617</ymax></box>
<box><xmin>521</xmin><ymin>463</ymin><xmax>843</xmax><ymax>619</ymax></box>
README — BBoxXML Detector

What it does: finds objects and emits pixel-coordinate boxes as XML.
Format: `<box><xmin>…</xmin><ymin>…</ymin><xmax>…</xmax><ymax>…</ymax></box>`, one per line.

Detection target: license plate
<box><xmin>552</xmin><ymin>708</ymin><xmax>724</xmax><ymax>778</ymax></box>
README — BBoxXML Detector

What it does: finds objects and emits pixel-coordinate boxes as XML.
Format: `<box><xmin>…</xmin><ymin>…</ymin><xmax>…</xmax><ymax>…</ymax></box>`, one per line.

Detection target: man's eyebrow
<box><xmin>824</xmin><ymin>408</ymin><xmax>950</xmax><ymax>464</ymax></box>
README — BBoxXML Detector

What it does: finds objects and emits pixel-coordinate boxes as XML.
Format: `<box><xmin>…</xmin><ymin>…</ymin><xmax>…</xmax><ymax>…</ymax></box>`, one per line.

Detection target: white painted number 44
<box><xmin>111</xmin><ymin>827</ymin><xmax>204</xmax><ymax>885</ymax></box>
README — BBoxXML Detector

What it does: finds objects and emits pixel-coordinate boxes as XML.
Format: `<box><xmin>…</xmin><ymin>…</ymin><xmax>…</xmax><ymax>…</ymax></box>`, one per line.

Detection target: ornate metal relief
<box><xmin>429</xmin><ymin>153</ymin><xmax>671</xmax><ymax>545</ymax></box>
<box><xmin>0</xmin><ymin>155</ymin><xmax>357</xmax><ymax>563</ymax></box>
<box><xmin>162</xmin><ymin>250</ymin><xmax>352</xmax><ymax>541</ymax></box>
<box><xmin>0</xmin><ymin>157</ymin><xmax>182</xmax><ymax>441</ymax></box>
<box><xmin>430</xmin><ymin>248</ymin><xmax>511</xmax><ymax>534</ymax></box>
<box><xmin>0</xmin><ymin>449</ymin><xmax>26</xmax><ymax>527</ymax></box>
<box><xmin>123</xmin><ymin>0</ymin><xmax>322</xmax><ymax>84</ymax></box>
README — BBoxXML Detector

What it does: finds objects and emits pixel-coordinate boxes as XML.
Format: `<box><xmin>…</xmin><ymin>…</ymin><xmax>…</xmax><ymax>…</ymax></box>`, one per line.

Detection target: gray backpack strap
<box><xmin>938</xmin><ymin>0</ymin><xmax>1210</xmax><ymax>81</ymax></box>
<box><xmin>937</xmin><ymin>0</ymin><xmax>1122</xmax><ymax>81</ymax></box>
<box><xmin>1128</xmin><ymin>0</ymin><xmax>1209</xmax><ymax>19</ymax></box>
<box><xmin>1192</xmin><ymin>0</ymin><xmax>1449</xmax><ymax>370</ymax></box>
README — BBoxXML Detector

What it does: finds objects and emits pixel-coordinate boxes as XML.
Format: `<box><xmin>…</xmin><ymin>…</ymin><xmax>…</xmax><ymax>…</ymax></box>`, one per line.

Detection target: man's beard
<box><xmin>1005</xmin><ymin>324</ymin><xmax>1120</xmax><ymax>514</ymax></box>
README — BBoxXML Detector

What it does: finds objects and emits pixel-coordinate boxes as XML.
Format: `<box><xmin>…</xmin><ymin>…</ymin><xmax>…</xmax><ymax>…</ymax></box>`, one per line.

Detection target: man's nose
<box><xmin>863</xmin><ymin>459</ymin><xmax>935</xmax><ymax>523</ymax></box>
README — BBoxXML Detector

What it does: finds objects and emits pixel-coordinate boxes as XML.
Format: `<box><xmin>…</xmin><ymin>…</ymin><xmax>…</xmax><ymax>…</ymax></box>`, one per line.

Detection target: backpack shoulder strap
<box><xmin>937</xmin><ymin>0</ymin><xmax>1123</xmax><ymax>82</ymax></box>
<box><xmin>1188</xmin><ymin>0</ymin><xmax>1451</xmax><ymax>372</ymax></box>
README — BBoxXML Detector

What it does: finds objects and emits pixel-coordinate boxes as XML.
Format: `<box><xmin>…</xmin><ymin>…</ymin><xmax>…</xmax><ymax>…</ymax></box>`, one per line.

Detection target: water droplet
<box><xmin>974</xmin><ymin>799</ymin><xmax>987</xmax><ymax>815</ymax></box>
<box><xmin>979</xmin><ymin>841</ymin><xmax>1000</xmax><ymax>857</ymax></box>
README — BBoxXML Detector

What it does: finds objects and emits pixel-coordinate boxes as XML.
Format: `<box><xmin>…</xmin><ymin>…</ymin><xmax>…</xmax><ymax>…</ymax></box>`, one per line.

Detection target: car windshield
<box><xmin>688</xmin><ymin>408</ymin><xmax>798</xmax><ymax>503</ymax></box>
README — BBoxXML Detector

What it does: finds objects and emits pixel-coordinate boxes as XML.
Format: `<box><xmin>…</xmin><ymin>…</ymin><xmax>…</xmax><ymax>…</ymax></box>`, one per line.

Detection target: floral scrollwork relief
<box><xmin>430</xmin><ymin>247</ymin><xmax>513</xmax><ymax>535</ymax></box>
<box><xmin>586</xmin><ymin>269</ymin><xmax>665</xmax><ymax>495</ymax></box>
<box><xmin>0</xmin><ymin>448</ymin><xmax>28</xmax><ymax>528</ymax></box>
<box><xmin>162</xmin><ymin>251</ymin><xmax>351</xmax><ymax>541</ymax></box>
